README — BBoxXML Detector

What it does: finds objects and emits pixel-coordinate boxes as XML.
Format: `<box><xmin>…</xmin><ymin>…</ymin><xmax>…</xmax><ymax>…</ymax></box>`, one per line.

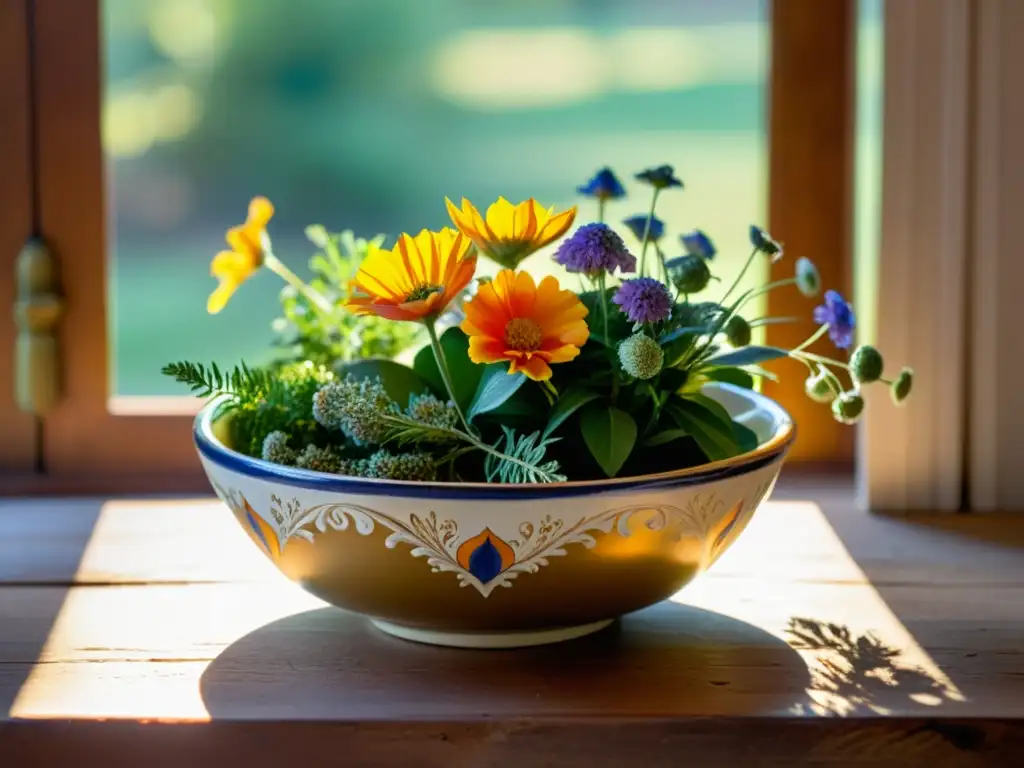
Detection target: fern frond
<box><xmin>160</xmin><ymin>360</ymin><xmax>275</xmax><ymax>405</ymax></box>
<box><xmin>484</xmin><ymin>427</ymin><xmax>566</xmax><ymax>484</ymax></box>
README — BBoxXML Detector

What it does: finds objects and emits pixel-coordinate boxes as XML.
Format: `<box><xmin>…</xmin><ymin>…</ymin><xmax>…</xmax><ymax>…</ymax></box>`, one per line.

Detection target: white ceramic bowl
<box><xmin>195</xmin><ymin>382</ymin><xmax>794</xmax><ymax>648</ymax></box>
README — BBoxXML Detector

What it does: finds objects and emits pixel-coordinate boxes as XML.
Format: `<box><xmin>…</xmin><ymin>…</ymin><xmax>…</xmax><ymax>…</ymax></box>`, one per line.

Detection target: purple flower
<box><xmin>554</xmin><ymin>223</ymin><xmax>637</xmax><ymax>276</ymax></box>
<box><xmin>613</xmin><ymin>277</ymin><xmax>673</xmax><ymax>324</ymax></box>
<box><xmin>622</xmin><ymin>214</ymin><xmax>665</xmax><ymax>242</ymax></box>
<box><xmin>680</xmin><ymin>229</ymin><xmax>716</xmax><ymax>259</ymax></box>
<box><xmin>813</xmin><ymin>290</ymin><xmax>856</xmax><ymax>349</ymax></box>
<box><xmin>749</xmin><ymin>224</ymin><xmax>783</xmax><ymax>261</ymax></box>
<box><xmin>577</xmin><ymin>168</ymin><xmax>626</xmax><ymax>200</ymax></box>
<box><xmin>635</xmin><ymin>165</ymin><xmax>683</xmax><ymax>190</ymax></box>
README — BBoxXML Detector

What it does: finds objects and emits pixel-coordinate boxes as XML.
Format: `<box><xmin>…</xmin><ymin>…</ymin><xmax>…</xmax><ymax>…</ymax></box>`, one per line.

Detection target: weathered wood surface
<box><xmin>1</xmin><ymin>477</ymin><xmax>1023</xmax><ymax>765</ymax></box>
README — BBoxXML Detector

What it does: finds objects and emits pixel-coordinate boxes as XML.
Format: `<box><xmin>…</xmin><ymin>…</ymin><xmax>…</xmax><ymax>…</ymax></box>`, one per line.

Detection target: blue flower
<box><xmin>635</xmin><ymin>165</ymin><xmax>684</xmax><ymax>190</ymax></box>
<box><xmin>613</xmin><ymin>277</ymin><xmax>673</xmax><ymax>324</ymax></box>
<box><xmin>749</xmin><ymin>225</ymin><xmax>783</xmax><ymax>261</ymax></box>
<box><xmin>577</xmin><ymin>167</ymin><xmax>626</xmax><ymax>200</ymax></box>
<box><xmin>622</xmin><ymin>214</ymin><xmax>665</xmax><ymax>243</ymax></box>
<box><xmin>680</xmin><ymin>229</ymin><xmax>716</xmax><ymax>260</ymax></box>
<box><xmin>553</xmin><ymin>223</ymin><xmax>637</xmax><ymax>276</ymax></box>
<box><xmin>813</xmin><ymin>290</ymin><xmax>856</xmax><ymax>349</ymax></box>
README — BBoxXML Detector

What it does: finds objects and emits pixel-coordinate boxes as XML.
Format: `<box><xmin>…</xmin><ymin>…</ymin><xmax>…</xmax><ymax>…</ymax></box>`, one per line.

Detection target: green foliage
<box><xmin>160</xmin><ymin>360</ymin><xmax>274</xmax><ymax>406</ymax></box>
<box><xmin>703</xmin><ymin>345</ymin><xmax>789</xmax><ymax>367</ymax></box>
<box><xmin>484</xmin><ymin>427</ymin><xmax>566</xmax><ymax>484</ymax></box>
<box><xmin>667</xmin><ymin>396</ymin><xmax>742</xmax><ymax>462</ymax></box>
<box><xmin>544</xmin><ymin>387</ymin><xmax>599</xmax><ymax>438</ymax></box>
<box><xmin>702</xmin><ymin>367</ymin><xmax>756</xmax><ymax>390</ymax></box>
<box><xmin>413</xmin><ymin>327</ymin><xmax>482</xmax><ymax>411</ymax></box>
<box><xmin>468</xmin><ymin>366</ymin><xmax>527</xmax><ymax>421</ymax></box>
<box><xmin>339</xmin><ymin>358</ymin><xmax>437</xmax><ymax>408</ymax></box>
<box><xmin>579</xmin><ymin>404</ymin><xmax>637</xmax><ymax>478</ymax></box>
<box><xmin>271</xmin><ymin>228</ymin><xmax>420</xmax><ymax>366</ymax></box>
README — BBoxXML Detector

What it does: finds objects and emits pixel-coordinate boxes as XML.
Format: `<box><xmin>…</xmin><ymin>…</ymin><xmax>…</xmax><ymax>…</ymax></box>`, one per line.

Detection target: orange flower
<box><xmin>446</xmin><ymin>197</ymin><xmax>576</xmax><ymax>269</ymax></box>
<box><xmin>345</xmin><ymin>227</ymin><xmax>477</xmax><ymax>322</ymax></box>
<box><xmin>461</xmin><ymin>270</ymin><xmax>589</xmax><ymax>381</ymax></box>
<box><xmin>208</xmin><ymin>196</ymin><xmax>274</xmax><ymax>314</ymax></box>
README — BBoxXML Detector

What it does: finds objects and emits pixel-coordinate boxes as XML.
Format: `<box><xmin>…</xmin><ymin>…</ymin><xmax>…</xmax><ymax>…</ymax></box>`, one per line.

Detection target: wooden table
<box><xmin>1</xmin><ymin>475</ymin><xmax>1022</xmax><ymax>766</ymax></box>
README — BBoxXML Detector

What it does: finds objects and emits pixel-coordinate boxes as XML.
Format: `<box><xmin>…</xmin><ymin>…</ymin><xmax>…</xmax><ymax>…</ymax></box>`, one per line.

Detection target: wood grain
<box><xmin>765</xmin><ymin>0</ymin><xmax>855</xmax><ymax>464</ymax></box>
<box><xmin>0</xmin><ymin>481</ymin><xmax>1015</xmax><ymax>753</ymax></box>
<box><xmin>0</xmin><ymin>0</ymin><xmax>37</xmax><ymax>473</ymax></box>
<box><xmin>2</xmin><ymin>479</ymin><xmax>1023</xmax><ymax>763</ymax></box>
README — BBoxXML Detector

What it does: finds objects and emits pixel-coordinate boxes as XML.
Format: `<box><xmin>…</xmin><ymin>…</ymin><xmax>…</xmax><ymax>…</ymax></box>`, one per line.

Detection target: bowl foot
<box><xmin>370</xmin><ymin>618</ymin><xmax>615</xmax><ymax>649</ymax></box>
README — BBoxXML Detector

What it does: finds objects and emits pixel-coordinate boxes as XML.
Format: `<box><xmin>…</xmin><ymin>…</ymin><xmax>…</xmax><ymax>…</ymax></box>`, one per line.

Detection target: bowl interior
<box><xmin>195</xmin><ymin>381</ymin><xmax>793</xmax><ymax>495</ymax></box>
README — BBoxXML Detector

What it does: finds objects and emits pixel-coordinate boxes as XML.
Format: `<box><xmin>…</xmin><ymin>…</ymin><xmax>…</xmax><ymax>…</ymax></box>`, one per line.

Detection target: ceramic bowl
<box><xmin>194</xmin><ymin>382</ymin><xmax>795</xmax><ymax>648</ymax></box>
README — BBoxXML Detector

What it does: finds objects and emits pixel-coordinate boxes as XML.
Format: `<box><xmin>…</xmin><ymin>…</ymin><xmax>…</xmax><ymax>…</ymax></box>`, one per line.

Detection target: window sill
<box><xmin>1</xmin><ymin>472</ymin><xmax>1022</xmax><ymax>764</ymax></box>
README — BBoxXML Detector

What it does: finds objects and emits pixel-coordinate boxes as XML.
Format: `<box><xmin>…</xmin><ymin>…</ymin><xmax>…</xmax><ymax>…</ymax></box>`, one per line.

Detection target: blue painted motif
<box><xmin>467</xmin><ymin>538</ymin><xmax>504</xmax><ymax>583</ymax></box>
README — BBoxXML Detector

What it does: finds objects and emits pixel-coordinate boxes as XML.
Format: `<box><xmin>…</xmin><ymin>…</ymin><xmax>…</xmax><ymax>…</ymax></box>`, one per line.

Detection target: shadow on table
<box><xmin>200</xmin><ymin>601</ymin><xmax>812</xmax><ymax>719</ymax></box>
<box><xmin>785</xmin><ymin>617</ymin><xmax>966</xmax><ymax>717</ymax></box>
<box><xmin>773</xmin><ymin>473</ymin><xmax>1024</xmax><ymax>713</ymax></box>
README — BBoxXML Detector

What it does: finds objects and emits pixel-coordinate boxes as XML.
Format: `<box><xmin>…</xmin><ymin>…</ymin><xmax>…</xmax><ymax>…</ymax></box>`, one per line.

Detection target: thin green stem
<box><xmin>748</xmin><ymin>316</ymin><xmax>800</xmax><ymax>328</ymax></box>
<box><xmin>720</xmin><ymin>247</ymin><xmax>759</xmax><ymax>304</ymax></box>
<box><xmin>264</xmin><ymin>252</ymin><xmax>334</xmax><ymax>314</ymax></box>
<box><xmin>791</xmin><ymin>350</ymin><xmax>894</xmax><ymax>386</ymax></box>
<box><xmin>638</xmin><ymin>188</ymin><xmax>661</xmax><ymax>277</ymax></box>
<box><xmin>654</xmin><ymin>244</ymin><xmax>669</xmax><ymax>286</ymax></box>
<box><xmin>425</xmin><ymin>320</ymin><xmax>472</xmax><ymax>433</ymax></box>
<box><xmin>381</xmin><ymin>415</ymin><xmax>559</xmax><ymax>482</ymax></box>
<box><xmin>741</xmin><ymin>277</ymin><xmax>797</xmax><ymax>306</ymax></box>
<box><xmin>598</xmin><ymin>197</ymin><xmax>606</xmax><ymax>224</ymax></box>
<box><xmin>597</xmin><ymin>274</ymin><xmax>610</xmax><ymax>343</ymax></box>
<box><xmin>792</xmin><ymin>323</ymin><xmax>830</xmax><ymax>353</ymax></box>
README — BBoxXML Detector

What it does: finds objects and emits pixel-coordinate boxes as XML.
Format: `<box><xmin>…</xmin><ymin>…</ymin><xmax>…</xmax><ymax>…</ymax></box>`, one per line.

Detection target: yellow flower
<box><xmin>461</xmin><ymin>270</ymin><xmax>589</xmax><ymax>381</ymax></box>
<box><xmin>346</xmin><ymin>227</ymin><xmax>477</xmax><ymax>322</ymax></box>
<box><xmin>208</xmin><ymin>196</ymin><xmax>274</xmax><ymax>314</ymax></box>
<box><xmin>446</xmin><ymin>196</ymin><xmax>576</xmax><ymax>269</ymax></box>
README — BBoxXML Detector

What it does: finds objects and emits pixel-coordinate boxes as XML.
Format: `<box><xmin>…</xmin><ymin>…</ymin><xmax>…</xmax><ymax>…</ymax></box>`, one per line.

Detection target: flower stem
<box><xmin>655</xmin><ymin>244</ymin><xmax>670</xmax><ymax>286</ymax></box>
<box><xmin>597</xmin><ymin>274</ymin><xmax>610</xmax><ymax>343</ymax></box>
<box><xmin>741</xmin><ymin>277</ymin><xmax>797</xmax><ymax>306</ymax></box>
<box><xmin>720</xmin><ymin>247</ymin><xmax>759</xmax><ymax>304</ymax></box>
<box><xmin>748</xmin><ymin>316</ymin><xmax>800</xmax><ymax>327</ymax></box>
<box><xmin>264</xmin><ymin>252</ymin><xmax>334</xmax><ymax>314</ymax></box>
<box><xmin>638</xmin><ymin>189</ymin><xmax>661</xmax><ymax>277</ymax></box>
<box><xmin>597</xmin><ymin>197</ymin><xmax>606</xmax><ymax>224</ymax></box>
<box><xmin>792</xmin><ymin>323</ymin><xmax>829</xmax><ymax>353</ymax></box>
<box><xmin>791</xmin><ymin>350</ymin><xmax>894</xmax><ymax>386</ymax></box>
<box><xmin>425</xmin><ymin>320</ymin><xmax>472</xmax><ymax>433</ymax></box>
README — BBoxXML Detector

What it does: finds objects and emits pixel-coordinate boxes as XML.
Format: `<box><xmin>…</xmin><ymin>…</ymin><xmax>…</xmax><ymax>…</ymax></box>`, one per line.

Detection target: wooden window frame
<box><xmin>2</xmin><ymin>0</ymin><xmax>856</xmax><ymax>496</ymax></box>
<box><xmin>0</xmin><ymin>0</ymin><xmax>39</xmax><ymax>479</ymax></box>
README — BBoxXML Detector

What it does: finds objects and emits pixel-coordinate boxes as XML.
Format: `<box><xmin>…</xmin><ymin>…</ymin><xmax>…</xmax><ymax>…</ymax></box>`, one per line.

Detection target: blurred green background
<box><xmin>102</xmin><ymin>0</ymin><xmax>879</xmax><ymax>396</ymax></box>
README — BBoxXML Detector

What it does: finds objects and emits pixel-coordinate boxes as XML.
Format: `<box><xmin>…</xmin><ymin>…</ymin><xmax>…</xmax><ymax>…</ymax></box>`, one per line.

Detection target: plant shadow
<box><xmin>785</xmin><ymin>617</ymin><xmax>965</xmax><ymax>717</ymax></box>
<box><xmin>200</xmin><ymin>601</ymin><xmax>812</xmax><ymax>719</ymax></box>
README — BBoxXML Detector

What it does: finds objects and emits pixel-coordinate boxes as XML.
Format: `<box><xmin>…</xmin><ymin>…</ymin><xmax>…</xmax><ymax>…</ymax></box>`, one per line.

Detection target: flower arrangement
<box><xmin>164</xmin><ymin>164</ymin><xmax>913</xmax><ymax>484</ymax></box>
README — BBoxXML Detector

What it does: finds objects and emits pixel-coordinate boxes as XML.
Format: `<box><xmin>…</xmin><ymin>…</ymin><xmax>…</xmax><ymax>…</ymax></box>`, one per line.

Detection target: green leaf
<box><xmin>705</xmin><ymin>345</ymin><xmax>789</xmax><ymax>367</ymax></box>
<box><xmin>412</xmin><ymin>327</ymin><xmax>482</xmax><ymax>410</ymax></box>
<box><xmin>339</xmin><ymin>358</ymin><xmax>436</xmax><ymax>408</ymax></box>
<box><xmin>468</xmin><ymin>365</ymin><xmax>527</xmax><ymax>420</ymax></box>
<box><xmin>744</xmin><ymin>364</ymin><xmax>780</xmax><ymax>382</ymax></box>
<box><xmin>668</xmin><ymin>397</ymin><xmax>741</xmax><ymax>462</ymax></box>
<box><xmin>659</xmin><ymin>326</ymin><xmax>710</xmax><ymax>345</ymax></box>
<box><xmin>579</xmin><ymin>404</ymin><xmax>637</xmax><ymax>477</ymax></box>
<box><xmin>687</xmin><ymin>392</ymin><xmax>738</xmax><ymax>430</ymax></box>
<box><xmin>643</xmin><ymin>428</ymin><xmax>691</xmax><ymax>448</ymax></box>
<box><xmin>702</xmin><ymin>367</ymin><xmax>755</xmax><ymax>390</ymax></box>
<box><xmin>733</xmin><ymin>421</ymin><xmax>760</xmax><ymax>453</ymax></box>
<box><xmin>543</xmin><ymin>388</ymin><xmax>600</xmax><ymax>438</ymax></box>
<box><xmin>658</xmin><ymin>368</ymin><xmax>691</xmax><ymax>393</ymax></box>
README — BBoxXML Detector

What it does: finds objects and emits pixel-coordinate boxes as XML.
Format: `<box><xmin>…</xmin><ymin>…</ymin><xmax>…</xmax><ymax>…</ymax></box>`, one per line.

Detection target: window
<box><xmin>3</xmin><ymin>0</ymin><xmax>855</xmax><ymax>494</ymax></box>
